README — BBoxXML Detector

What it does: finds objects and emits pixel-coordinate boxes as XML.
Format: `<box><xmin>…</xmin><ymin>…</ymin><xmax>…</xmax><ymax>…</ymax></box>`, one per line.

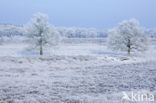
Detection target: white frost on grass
<box><xmin>0</xmin><ymin>56</ymin><xmax>155</xmax><ymax>103</ymax></box>
<box><xmin>0</xmin><ymin>38</ymin><xmax>156</xmax><ymax>103</ymax></box>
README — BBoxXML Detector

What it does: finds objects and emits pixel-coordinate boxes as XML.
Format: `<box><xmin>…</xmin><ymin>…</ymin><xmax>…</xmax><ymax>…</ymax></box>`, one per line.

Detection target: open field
<box><xmin>0</xmin><ymin>38</ymin><xmax>156</xmax><ymax>103</ymax></box>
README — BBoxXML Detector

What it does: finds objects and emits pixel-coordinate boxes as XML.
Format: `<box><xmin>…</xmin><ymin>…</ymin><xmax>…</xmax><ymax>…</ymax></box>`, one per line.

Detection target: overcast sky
<box><xmin>0</xmin><ymin>0</ymin><xmax>156</xmax><ymax>29</ymax></box>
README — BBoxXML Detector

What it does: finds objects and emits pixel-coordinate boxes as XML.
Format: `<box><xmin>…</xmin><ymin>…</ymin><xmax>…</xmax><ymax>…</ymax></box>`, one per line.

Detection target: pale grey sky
<box><xmin>0</xmin><ymin>0</ymin><xmax>156</xmax><ymax>29</ymax></box>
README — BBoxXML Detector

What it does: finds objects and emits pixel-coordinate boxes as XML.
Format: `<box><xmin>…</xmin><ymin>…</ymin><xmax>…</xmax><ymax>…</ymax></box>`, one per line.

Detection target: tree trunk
<box><xmin>128</xmin><ymin>47</ymin><xmax>130</xmax><ymax>55</ymax></box>
<box><xmin>127</xmin><ymin>39</ymin><xmax>131</xmax><ymax>56</ymax></box>
<box><xmin>40</xmin><ymin>39</ymin><xmax>43</xmax><ymax>55</ymax></box>
<box><xmin>39</xmin><ymin>31</ymin><xmax>43</xmax><ymax>56</ymax></box>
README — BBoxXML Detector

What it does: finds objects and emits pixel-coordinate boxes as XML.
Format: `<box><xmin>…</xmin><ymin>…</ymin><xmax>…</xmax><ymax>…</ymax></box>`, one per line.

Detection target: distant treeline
<box><xmin>56</xmin><ymin>27</ymin><xmax>107</xmax><ymax>38</ymax></box>
<box><xmin>0</xmin><ymin>24</ymin><xmax>24</xmax><ymax>37</ymax></box>
<box><xmin>0</xmin><ymin>23</ymin><xmax>156</xmax><ymax>38</ymax></box>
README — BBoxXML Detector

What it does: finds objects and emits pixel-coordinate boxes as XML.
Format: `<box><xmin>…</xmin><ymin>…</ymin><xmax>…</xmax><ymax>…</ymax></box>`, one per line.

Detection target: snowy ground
<box><xmin>0</xmin><ymin>38</ymin><xmax>156</xmax><ymax>103</ymax></box>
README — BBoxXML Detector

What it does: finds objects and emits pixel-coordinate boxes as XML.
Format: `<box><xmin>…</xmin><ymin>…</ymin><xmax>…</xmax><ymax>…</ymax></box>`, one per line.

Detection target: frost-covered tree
<box><xmin>25</xmin><ymin>13</ymin><xmax>60</xmax><ymax>55</ymax></box>
<box><xmin>108</xmin><ymin>19</ymin><xmax>148</xmax><ymax>55</ymax></box>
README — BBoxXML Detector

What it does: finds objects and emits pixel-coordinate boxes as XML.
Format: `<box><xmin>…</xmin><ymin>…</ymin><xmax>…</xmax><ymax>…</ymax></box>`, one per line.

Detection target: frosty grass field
<box><xmin>0</xmin><ymin>38</ymin><xmax>156</xmax><ymax>103</ymax></box>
